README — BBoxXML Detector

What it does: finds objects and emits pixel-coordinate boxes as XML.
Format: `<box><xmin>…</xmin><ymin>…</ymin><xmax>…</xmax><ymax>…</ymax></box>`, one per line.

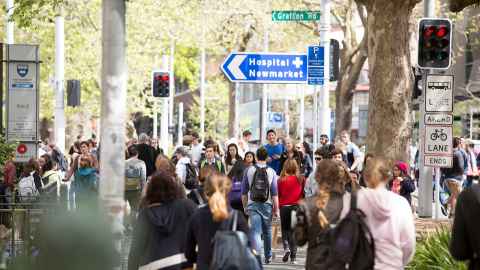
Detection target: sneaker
<box><xmin>282</xmin><ymin>251</ymin><xmax>291</xmax><ymax>263</ymax></box>
<box><xmin>264</xmin><ymin>257</ymin><xmax>272</xmax><ymax>264</ymax></box>
<box><xmin>291</xmin><ymin>259</ymin><xmax>297</xmax><ymax>264</ymax></box>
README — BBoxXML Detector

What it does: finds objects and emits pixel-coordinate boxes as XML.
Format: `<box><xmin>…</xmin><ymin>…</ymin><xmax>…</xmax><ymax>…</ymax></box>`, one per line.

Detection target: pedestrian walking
<box><xmin>339</xmin><ymin>130</ymin><xmax>363</xmax><ymax>171</ymax></box>
<box><xmin>189</xmin><ymin>132</ymin><xmax>203</xmax><ymax>167</ymax></box>
<box><xmin>125</xmin><ymin>145</ymin><xmax>147</xmax><ymax>226</ymax></box>
<box><xmin>128</xmin><ymin>171</ymin><xmax>196</xmax><ymax>270</ymax></box>
<box><xmin>298</xmin><ymin>142</ymin><xmax>313</xmax><ymax>178</ymax></box>
<box><xmin>294</xmin><ymin>159</ymin><xmax>352</xmax><ymax>269</ymax></box>
<box><xmin>264</xmin><ymin>129</ymin><xmax>284</xmax><ymax>176</ymax></box>
<box><xmin>72</xmin><ymin>155</ymin><xmax>98</xmax><ymax>207</ymax></box>
<box><xmin>227</xmin><ymin>160</ymin><xmax>247</xmax><ymax>212</ymax></box>
<box><xmin>441</xmin><ymin>137</ymin><xmax>466</xmax><ymax>217</ymax></box>
<box><xmin>199</xmin><ymin>144</ymin><xmax>225</xmax><ymax>174</ymax></box>
<box><xmin>304</xmin><ymin>148</ymin><xmax>324</xmax><ymax>198</ymax></box>
<box><xmin>388</xmin><ymin>161</ymin><xmax>416</xmax><ymax>207</ymax></box>
<box><xmin>241</xmin><ymin>147</ymin><xmax>279</xmax><ymax>264</ymax></box>
<box><xmin>465</xmin><ymin>140</ymin><xmax>478</xmax><ymax>188</ymax></box>
<box><xmin>278</xmin><ymin>159</ymin><xmax>303</xmax><ymax>264</ymax></box>
<box><xmin>358</xmin><ymin>157</ymin><xmax>416</xmax><ymax>269</ymax></box>
<box><xmin>279</xmin><ymin>138</ymin><xmax>304</xmax><ymax>176</ymax></box>
<box><xmin>174</xmin><ymin>146</ymin><xmax>193</xmax><ymax>186</ymax></box>
<box><xmin>450</xmin><ymin>183</ymin><xmax>480</xmax><ymax>270</ymax></box>
<box><xmin>187</xmin><ymin>166</ymin><xmax>212</xmax><ymax>205</ymax></box>
<box><xmin>39</xmin><ymin>154</ymin><xmax>62</xmax><ymax>196</ymax></box>
<box><xmin>136</xmin><ymin>133</ymin><xmax>158</xmax><ymax>178</ymax></box>
<box><xmin>185</xmin><ymin>174</ymin><xmax>251</xmax><ymax>270</ymax></box>
<box><xmin>238</xmin><ymin>130</ymin><xmax>252</xmax><ymax>158</ymax></box>
<box><xmin>244</xmin><ymin>151</ymin><xmax>256</xmax><ymax>168</ymax></box>
<box><xmin>224</xmin><ymin>143</ymin><xmax>242</xmax><ymax>175</ymax></box>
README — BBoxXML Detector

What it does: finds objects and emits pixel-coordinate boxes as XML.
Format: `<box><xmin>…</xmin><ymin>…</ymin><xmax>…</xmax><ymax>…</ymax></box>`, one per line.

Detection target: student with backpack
<box><xmin>359</xmin><ymin>157</ymin><xmax>416</xmax><ymax>269</ymax></box>
<box><xmin>128</xmin><ymin>171</ymin><xmax>196</xmax><ymax>270</ymax></box>
<box><xmin>39</xmin><ymin>154</ymin><xmax>62</xmax><ymax>196</ymax></box>
<box><xmin>278</xmin><ymin>159</ymin><xmax>303</xmax><ymax>264</ymax></box>
<box><xmin>174</xmin><ymin>146</ymin><xmax>196</xmax><ymax>189</ymax></box>
<box><xmin>241</xmin><ymin>147</ymin><xmax>279</xmax><ymax>264</ymax></box>
<box><xmin>294</xmin><ymin>159</ymin><xmax>357</xmax><ymax>269</ymax></box>
<box><xmin>227</xmin><ymin>159</ymin><xmax>246</xmax><ymax>212</ymax></box>
<box><xmin>18</xmin><ymin>158</ymin><xmax>43</xmax><ymax>202</ymax></box>
<box><xmin>125</xmin><ymin>145</ymin><xmax>147</xmax><ymax>222</ymax></box>
<box><xmin>185</xmin><ymin>174</ymin><xmax>257</xmax><ymax>270</ymax></box>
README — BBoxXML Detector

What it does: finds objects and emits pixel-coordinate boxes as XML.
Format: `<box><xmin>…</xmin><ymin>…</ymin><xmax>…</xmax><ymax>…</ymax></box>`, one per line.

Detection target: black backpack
<box><xmin>184</xmin><ymin>163</ymin><xmax>198</xmax><ymax>190</ymax></box>
<box><xmin>249</xmin><ymin>165</ymin><xmax>270</xmax><ymax>203</ymax></box>
<box><xmin>210</xmin><ymin>211</ymin><xmax>261</xmax><ymax>270</ymax></box>
<box><xmin>314</xmin><ymin>191</ymin><xmax>375</xmax><ymax>270</ymax></box>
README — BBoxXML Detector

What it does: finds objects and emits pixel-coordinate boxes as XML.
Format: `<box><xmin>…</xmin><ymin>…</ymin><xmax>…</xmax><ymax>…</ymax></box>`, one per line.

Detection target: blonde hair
<box><xmin>280</xmin><ymin>159</ymin><xmax>300</xmax><ymax>178</ymax></box>
<box><xmin>204</xmin><ymin>174</ymin><xmax>232</xmax><ymax>222</ymax></box>
<box><xmin>315</xmin><ymin>160</ymin><xmax>350</xmax><ymax>228</ymax></box>
<box><xmin>363</xmin><ymin>157</ymin><xmax>391</xmax><ymax>189</ymax></box>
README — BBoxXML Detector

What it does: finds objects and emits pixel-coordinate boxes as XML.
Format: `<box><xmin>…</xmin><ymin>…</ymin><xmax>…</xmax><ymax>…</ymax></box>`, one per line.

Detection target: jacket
<box><xmin>128</xmin><ymin>199</ymin><xmax>196</xmax><ymax>270</ymax></box>
<box><xmin>450</xmin><ymin>184</ymin><xmax>480</xmax><ymax>270</ymax></box>
<box><xmin>175</xmin><ymin>157</ymin><xmax>191</xmax><ymax>185</ymax></box>
<box><xmin>357</xmin><ymin>187</ymin><xmax>416</xmax><ymax>270</ymax></box>
<box><xmin>387</xmin><ymin>176</ymin><xmax>416</xmax><ymax>205</ymax></box>
<box><xmin>294</xmin><ymin>192</ymin><xmax>350</xmax><ymax>270</ymax></box>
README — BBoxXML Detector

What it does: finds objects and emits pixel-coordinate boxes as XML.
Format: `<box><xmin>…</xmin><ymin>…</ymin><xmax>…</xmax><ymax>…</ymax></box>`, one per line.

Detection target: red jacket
<box><xmin>278</xmin><ymin>175</ymin><xmax>303</xmax><ymax>207</ymax></box>
<box><xmin>3</xmin><ymin>161</ymin><xmax>16</xmax><ymax>188</ymax></box>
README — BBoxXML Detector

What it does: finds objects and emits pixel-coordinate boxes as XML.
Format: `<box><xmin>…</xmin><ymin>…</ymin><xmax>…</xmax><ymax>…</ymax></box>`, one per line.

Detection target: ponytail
<box><xmin>316</xmin><ymin>184</ymin><xmax>331</xmax><ymax>229</ymax></box>
<box><xmin>204</xmin><ymin>174</ymin><xmax>232</xmax><ymax>222</ymax></box>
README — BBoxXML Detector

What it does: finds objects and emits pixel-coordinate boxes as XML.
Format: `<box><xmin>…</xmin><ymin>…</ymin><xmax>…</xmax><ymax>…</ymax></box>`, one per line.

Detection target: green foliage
<box><xmin>9</xmin><ymin>0</ymin><xmax>64</xmax><ymax>29</ymax></box>
<box><xmin>0</xmin><ymin>135</ymin><xmax>17</xmax><ymax>170</ymax></box>
<box><xmin>407</xmin><ymin>226</ymin><xmax>467</xmax><ymax>270</ymax></box>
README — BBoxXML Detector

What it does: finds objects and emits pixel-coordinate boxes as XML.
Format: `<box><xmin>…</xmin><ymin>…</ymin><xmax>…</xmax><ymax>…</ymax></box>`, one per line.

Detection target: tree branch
<box><xmin>357</xmin><ymin>2</ymin><xmax>367</xmax><ymax>27</ymax></box>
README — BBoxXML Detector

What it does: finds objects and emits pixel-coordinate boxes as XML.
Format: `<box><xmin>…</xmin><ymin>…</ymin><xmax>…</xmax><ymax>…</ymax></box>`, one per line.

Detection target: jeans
<box><xmin>247</xmin><ymin>202</ymin><xmax>273</xmax><ymax>259</ymax></box>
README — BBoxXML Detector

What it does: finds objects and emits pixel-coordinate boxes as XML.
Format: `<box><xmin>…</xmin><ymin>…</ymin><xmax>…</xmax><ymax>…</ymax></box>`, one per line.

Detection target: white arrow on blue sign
<box><xmin>221</xmin><ymin>52</ymin><xmax>307</xmax><ymax>84</ymax></box>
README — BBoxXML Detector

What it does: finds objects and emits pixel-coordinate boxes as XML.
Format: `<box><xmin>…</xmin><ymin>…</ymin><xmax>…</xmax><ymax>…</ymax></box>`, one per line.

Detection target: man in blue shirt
<box><xmin>264</xmin><ymin>129</ymin><xmax>284</xmax><ymax>175</ymax></box>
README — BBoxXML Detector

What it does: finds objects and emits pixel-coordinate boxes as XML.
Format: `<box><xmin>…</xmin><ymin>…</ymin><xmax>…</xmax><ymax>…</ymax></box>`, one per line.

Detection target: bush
<box><xmin>407</xmin><ymin>225</ymin><xmax>467</xmax><ymax>270</ymax></box>
<box><xmin>0</xmin><ymin>135</ymin><xmax>17</xmax><ymax>175</ymax></box>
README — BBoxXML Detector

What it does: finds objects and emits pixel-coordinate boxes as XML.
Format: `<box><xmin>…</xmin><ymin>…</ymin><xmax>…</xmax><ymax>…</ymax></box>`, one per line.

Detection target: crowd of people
<box><xmin>2</xmin><ymin>128</ymin><xmax>480</xmax><ymax>270</ymax></box>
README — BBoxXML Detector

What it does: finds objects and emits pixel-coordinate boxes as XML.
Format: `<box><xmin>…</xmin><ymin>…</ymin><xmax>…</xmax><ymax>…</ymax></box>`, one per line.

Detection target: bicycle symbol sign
<box><xmin>425</xmin><ymin>125</ymin><xmax>452</xmax><ymax>156</ymax></box>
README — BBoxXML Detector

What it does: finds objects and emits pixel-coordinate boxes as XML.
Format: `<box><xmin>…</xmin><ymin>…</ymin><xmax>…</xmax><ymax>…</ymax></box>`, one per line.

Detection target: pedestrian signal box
<box><xmin>152</xmin><ymin>71</ymin><xmax>170</xmax><ymax>98</ymax></box>
<box><xmin>417</xmin><ymin>18</ymin><xmax>452</xmax><ymax>69</ymax></box>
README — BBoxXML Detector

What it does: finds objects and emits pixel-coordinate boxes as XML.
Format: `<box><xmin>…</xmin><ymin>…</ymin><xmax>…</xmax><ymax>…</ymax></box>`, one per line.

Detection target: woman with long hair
<box><xmin>129</xmin><ymin>171</ymin><xmax>196</xmax><ymax>270</ymax></box>
<box><xmin>358</xmin><ymin>158</ymin><xmax>415</xmax><ymax>269</ymax></box>
<box><xmin>224</xmin><ymin>143</ymin><xmax>242</xmax><ymax>175</ymax></box>
<box><xmin>39</xmin><ymin>154</ymin><xmax>61</xmax><ymax>195</ymax></box>
<box><xmin>278</xmin><ymin>159</ymin><xmax>303</xmax><ymax>264</ymax></box>
<box><xmin>388</xmin><ymin>161</ymin><xmax>416</xmax><ymax>206</ymax></box>
<box><xmin>187</xmin><ymin>166</ymin><xmax>214</xmax><ymax>205</ymax></box>
<box><xmin>294</xmin><ymin>159</ymin><xmax>351</xmax><ymax>269</ymax></box>
<box><xmin>73</xmin><ymin>154</ymin><xmax>98</xmax><ymax>206</ymax></box>
<box><xmin>279</xmin><ymin>138</ymin><xmax>304</xmax><ymax>175</ymax></box>
<box><xmin>185</xmin><ymin>174</ymin><xmax>251</xmax><ymax>270</ymax></box>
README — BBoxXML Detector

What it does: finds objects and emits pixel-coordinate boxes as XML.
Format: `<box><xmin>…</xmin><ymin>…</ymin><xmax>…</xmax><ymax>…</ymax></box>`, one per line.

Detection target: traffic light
<box><xmin>152</xmin><ymin>71</ymin><xmax>170</xmax><ymax>97</ymax></box>
<box><xmin>412</xmin><ymin>67</ymin><xmax>422</xmax><ymax>100</ymax></box>
<box><xmin>418</xmin><ymin>18</ymin><xmax>452</xmax><ymax>69</ymax></box>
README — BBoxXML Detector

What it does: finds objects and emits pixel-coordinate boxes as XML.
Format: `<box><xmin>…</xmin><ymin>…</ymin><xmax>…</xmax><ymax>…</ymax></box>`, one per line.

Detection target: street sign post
<box><xmin>6</xmin><ymin>44</ymin><xmax>40</xmax><ymax>162</ymax></box>
<box><xmin>221</xmin><ymin>52</ymin><xmax>307</xmax><ymax>84</ymax></box>
<box><xmin>271</xmin><ymin>11</ymin><xmax>320</xmax><ymax>22</ymax></box>
<box><xmin>307</xmin><ymin>46</ymin><xmax>324</xmax><ymax>85</ymax></box>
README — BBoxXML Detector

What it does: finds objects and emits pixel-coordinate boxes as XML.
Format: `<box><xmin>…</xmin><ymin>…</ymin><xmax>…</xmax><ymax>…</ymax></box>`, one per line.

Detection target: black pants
<box><xmin>280</xmin><ymin>205</ymin><xmax>298</xmax><ymax>258</ymax></box>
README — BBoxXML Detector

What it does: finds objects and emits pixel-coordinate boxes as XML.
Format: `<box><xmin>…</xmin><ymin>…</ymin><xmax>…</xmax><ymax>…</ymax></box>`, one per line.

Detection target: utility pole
<box><xmin>161</xmin><ymin>55</ymin><xmax>169</xmax><ymax>155</ymax></box>
<box><xmin>299</xmin><ymin>85</ymin><xmax>305</xmax><ymax>142</ymax></box>
<box><xmin>418</xmin><ymin>0</ymin><xmax>435</xmax><ymax>218</ymax></box>
<box><xmin>6</xmin><ymin>0</ymin><xmax>14</xmax><ymax>44</ymax></box>
<box><xmin>234</xmin><ymin>83</ymin><xmax>240</xmax><ymax>139</ymax></box>
<box><xmin>55</xmin><ymin>10</ymin><xmax>66</xmax><ymax>152</ymax></box>
<box><xmin>169</xmin><ymin>40</ymin><xmax>175</xmax><ymax>145</ymax></box>
<box><xmin>200</xmin><ymin>2</ymin><xmax>206</xmax><ymax>142</ymax></box>
<box><xmin>99</xmin><ymin>0</ymin><xmax>127</xmax><ymax>258</ymax></box>
<box><xmin>319</xmin><ymin>0</ymin><xmax>331</xmax><ymax>138</ymax></box>
<box><xmin>177</xmin><ymin>102</ymin><xmax>183</xmax><ymax>146</ymax></box>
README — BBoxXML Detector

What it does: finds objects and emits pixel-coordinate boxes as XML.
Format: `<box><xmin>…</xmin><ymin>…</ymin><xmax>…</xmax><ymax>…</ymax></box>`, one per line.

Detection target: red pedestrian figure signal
<box><xmin>152</xmin><ymin>71</ymin><xmax>170</xmax><ymax>97</ymax></box>
<box><xmin>417</xmin><ymin>18</ymin><xmax>452</xmax><ymax>69</ymax></box>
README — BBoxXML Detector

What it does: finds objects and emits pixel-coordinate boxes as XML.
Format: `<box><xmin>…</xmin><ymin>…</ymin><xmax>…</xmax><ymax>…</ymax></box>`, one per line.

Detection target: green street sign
<box><xmin>272</xmin><ymin>10</ymin><xmax>321</xmax><ymax>22</ymax></box>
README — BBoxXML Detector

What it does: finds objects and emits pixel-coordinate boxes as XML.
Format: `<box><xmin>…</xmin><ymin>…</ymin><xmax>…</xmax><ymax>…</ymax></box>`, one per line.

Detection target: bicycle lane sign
<box><xmin>424</xmin><ymin>125</ymin><xmax>452</xmax><ymax>167</ymax></box>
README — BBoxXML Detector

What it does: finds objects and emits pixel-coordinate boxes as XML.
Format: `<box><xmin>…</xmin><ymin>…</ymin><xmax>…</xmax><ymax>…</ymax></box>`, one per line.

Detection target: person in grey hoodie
<box><xmin>128</xmin><ymin>171</ymin><xmax>196</xmax><ymax>270</ymax></box>
<box><xmin>358</xmin><ymin>157</ymin><xmax>416</xmax><ymax>270</ymax></box>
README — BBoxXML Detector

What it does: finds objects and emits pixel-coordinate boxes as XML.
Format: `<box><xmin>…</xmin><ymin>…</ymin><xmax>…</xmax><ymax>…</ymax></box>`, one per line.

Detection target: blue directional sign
<box><xmin>307</xmin><ymin>46</ymin><xmax>325</xmax><ymax>85</ymax></box>
<box><xmin>221</xmin><ymin>52</ymin><xmax>307</xmax><ymax>84</ymax></box>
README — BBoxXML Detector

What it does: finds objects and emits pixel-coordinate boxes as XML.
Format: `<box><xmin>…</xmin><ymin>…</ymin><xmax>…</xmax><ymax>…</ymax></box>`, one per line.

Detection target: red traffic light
<box><xmin>436</xmin><ymin>26</ymin><xmax>448</xmax><ymax>38</ymax></box>
<box><xmin>160</xmin><ymin>74</ymin><xmax>169</xmax><ymax>81</ymax></box>
<box><xmin>423</xmin><ymin>25</ymin><xmax>436</xmax><ymax>38</ymax></box>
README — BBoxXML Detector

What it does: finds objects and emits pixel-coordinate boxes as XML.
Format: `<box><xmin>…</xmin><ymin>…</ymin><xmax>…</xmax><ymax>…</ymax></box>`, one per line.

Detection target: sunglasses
<box><xmin>315</xmin><ymin>157</ymin><xmax>322</xmax><ymax>161</ymax></box>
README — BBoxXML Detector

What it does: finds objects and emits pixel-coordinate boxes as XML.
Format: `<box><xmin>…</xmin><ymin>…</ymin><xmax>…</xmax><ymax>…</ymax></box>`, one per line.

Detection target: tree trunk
<box><xmin>449</xmin><ymin>0</ymin><xmax>480</xmax><ymax>12</ymax></box>
<box><xmin>99</xmin><ymin>0</ymin><xmax>127</xmax><ymax>249</ymax></box>
<box><xmin>358</xmin><ymin>0</ymin><xmax>420</xmax><ymax>161</ymax></box>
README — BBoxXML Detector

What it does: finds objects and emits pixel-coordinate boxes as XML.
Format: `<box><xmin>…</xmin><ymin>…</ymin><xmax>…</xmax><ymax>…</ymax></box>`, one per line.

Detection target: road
<box><xmin>264</xmin><ymin>248</ymin><xmax>306</xmax><ymax>270</ymax></box>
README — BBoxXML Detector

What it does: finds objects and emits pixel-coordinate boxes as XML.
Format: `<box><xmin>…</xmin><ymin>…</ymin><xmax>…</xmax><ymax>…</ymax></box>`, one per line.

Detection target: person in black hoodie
<box><xmin>136</xmin><ymin>133</ymin><xmax>158</xmax><ymax>177</ymax></box>
<box><xmin>450</xmin><ymin>183</ymin><xmax>480</xmax><ymax>270</ymax></box>
<box><xmin>128</xmin><ymin>171</ymin><xmax>196</xmax><ymax>270</ymax></box>
<box><xmin>184</xmin><ymin>173</ymin><xmax>252</xmax><ymax>270</ymax></box>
